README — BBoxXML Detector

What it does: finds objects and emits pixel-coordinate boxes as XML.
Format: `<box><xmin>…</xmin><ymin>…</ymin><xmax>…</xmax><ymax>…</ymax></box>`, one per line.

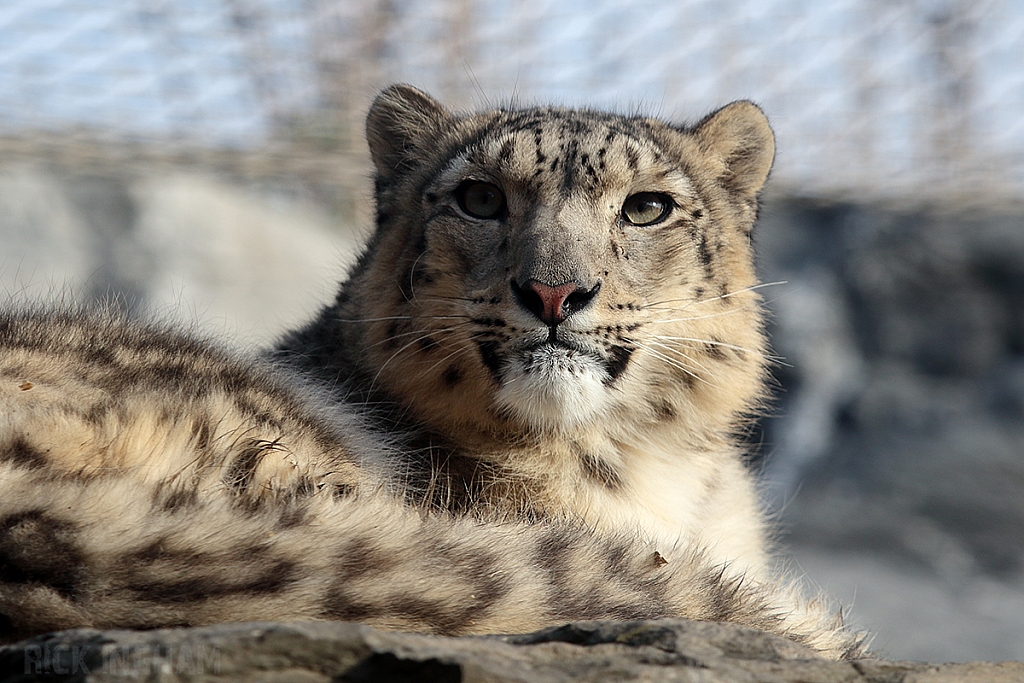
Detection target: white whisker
<box><xmin>651</xmin><ymin>335</ymin><xmax>788</xmax><ymax>365</ymax></box>
<box><xmin>417</xmin><ymin>342</ymin><xmax>478</xmax><ymax>379</ymax></box>
<box><xmin>643</xmin><ymin>281</ymin><xmax>786</xmax><ymax>310</ymax></box>
<box><xmin>365</xmin><ymin>322</ymin><xmax>474</xmax><ymax>350</ymax></box>
<box><xmin>334</xmin><ymin>314</ymin><xmax>472</xmax><ymax>324</ymax></box>
<box><xmin>646</xmin><ymin>339</ymin><xmax>716</xmax><ymax>376</ymax></box>
<box><xmin>370</xmin><ymin>329</ymin><xmax>463</xmax><ymax>391</ymax></box>
<box><xmin>648</xmin><ymin>308</ymin><xmax>751</xmax><ymax>324</ymax></box>
<box><xmin>650</xmin><ymin>335</ymin><xmax>764</xmax><ymax>357</ymax></box>
<box><xmin>634</xmin><ymin>341</ymin><xmax>715</xmax><ymax>387</ymax></box>
<box><xmin>404</xmin><ymin>251</ymin><xmax>428</xmax><ymax>302</ymax></box>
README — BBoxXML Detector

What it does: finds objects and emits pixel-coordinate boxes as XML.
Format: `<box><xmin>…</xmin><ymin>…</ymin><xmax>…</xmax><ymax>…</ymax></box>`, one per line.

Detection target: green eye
<box><xmin>456</xmin><ymin>181</ymin><xmax>507</xmax><ymax>220</ymax></box>
<box><xmin>622</xmin><ymin>192</ymin><xmax>672</xmax><ymax>226</ymax></box>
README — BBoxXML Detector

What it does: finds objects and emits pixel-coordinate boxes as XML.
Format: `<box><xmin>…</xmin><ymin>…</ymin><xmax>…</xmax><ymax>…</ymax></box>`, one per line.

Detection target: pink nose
<box><xmin>527</xmin><ymin>281</ymin><xmax>577</xmax><ymax>326</ymax></box>
<box><xmin>512</xmin><ymin>278</ymin><xmax>601</xmax><ymax>326</ymax></box>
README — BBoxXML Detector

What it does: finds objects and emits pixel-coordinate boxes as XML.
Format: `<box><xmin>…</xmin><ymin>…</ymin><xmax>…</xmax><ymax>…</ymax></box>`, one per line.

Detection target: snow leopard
<box><xmin>0</xmin><ymin>85</ymin><xmax>864</xmax><ymax>658</ymax></box>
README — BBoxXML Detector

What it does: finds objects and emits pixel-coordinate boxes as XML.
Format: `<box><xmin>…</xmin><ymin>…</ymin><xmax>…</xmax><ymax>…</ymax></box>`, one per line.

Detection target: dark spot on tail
<box><xmin>428</xmin><ymin>543</ymin><xmax>511</xmax><ymax>624</ymax></box>
<box><xmin>321</xmin><ymin>593</ymin><xmax>378</xmax><ymax>623</ymax></box>
<box><xmin>157</xmin><ymin>487</ymin><xmax>200</xmax><ymax>512</ymax></box>
<box><xmin>536</xmin><ymin>530</ymin><xmax>667</xmax><ymax>622</ymax></box>
<box><xmin>333</xmin><ymin>538</ymin><xmax>385</xmax><ymax>582</ymax></box>
<box><xmin>129</xmin><ymin>558</ymin><xmax>297</xmax><ymax>603</ymax></box>
<box><xmin>0</xmin><ymin>510</ymin><xmax>83</xmax><ymax>599</ymax></box>
<box><xmin>1</xmin><ymin>437</ymin><xmax>47</xmax><ymax>470</ymax></box>
<box><xmin>323</xmin><ymin>538</ymin><xmax>391</xmax><ymax>622</ymax></box>
<box><xmin>276</xmin><ymin>503</ymin><xmax>310</xmax><ymax>529</ymax></box>
<box><xmin>391</xmin><ymin>595</ymin><xmax>478</xmax><ymax>634</ymax></box>
<box><xmin>534</xmin><ymin>529</ymin><xmax>574</xmax><ymax>593</ymax></box>
<box><xmin>224</xmin><ymin>440</ymin><xmax>274</xmax><ymax>494</ymax></box>
<box><xmin>123</xmin><ymin>542</ymin><xmax>296</xmax><ymax>602</ymax></box>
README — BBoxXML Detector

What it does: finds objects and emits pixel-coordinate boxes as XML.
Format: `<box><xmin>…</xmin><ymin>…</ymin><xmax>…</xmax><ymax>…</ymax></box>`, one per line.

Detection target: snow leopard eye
<box><xmin>622</xmin><ymin>192</ymin><xmax>673</xmax><ymax>226</ymax></box>
<box><xmin>456</xmin><ymin>181</ymin><xmax>507</xmax><ymax>220</ymax></box>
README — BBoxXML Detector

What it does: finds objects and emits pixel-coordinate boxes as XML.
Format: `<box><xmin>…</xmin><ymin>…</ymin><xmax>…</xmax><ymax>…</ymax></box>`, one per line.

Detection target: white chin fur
<box><xmin>494</xmin><ymin>345</ymin><xmax>608</xmax><ymax>432</ymax></box>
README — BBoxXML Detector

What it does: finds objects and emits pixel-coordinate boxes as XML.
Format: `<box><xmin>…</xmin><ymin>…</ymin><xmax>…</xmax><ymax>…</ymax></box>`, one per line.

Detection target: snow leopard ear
<box><xmin>691</xmin><ymin>101</ymin><xmax>775</xmax><ymax>200</ymax></box>
<box><xmin>366</xmin><ymin>84</ymin><xmax>454</xmax><ymax>182</ymax></box>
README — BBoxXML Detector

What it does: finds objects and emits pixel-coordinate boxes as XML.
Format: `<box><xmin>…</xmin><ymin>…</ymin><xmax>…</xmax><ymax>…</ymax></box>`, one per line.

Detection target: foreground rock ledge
<box><xmin>1</xmin><ymin>619</ymin><xmax>1021</xmax><ymax>683</ymax></box>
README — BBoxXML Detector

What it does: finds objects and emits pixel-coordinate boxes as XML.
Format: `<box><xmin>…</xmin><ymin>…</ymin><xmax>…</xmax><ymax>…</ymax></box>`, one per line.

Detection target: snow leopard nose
<box><xmin>512</xmin><ymin>279</ymin><xmax>600</xmax><ymax>326</ymax></box>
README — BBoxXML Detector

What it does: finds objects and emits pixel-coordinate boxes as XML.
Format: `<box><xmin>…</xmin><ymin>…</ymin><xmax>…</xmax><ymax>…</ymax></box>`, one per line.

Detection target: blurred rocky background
<box><xmin>1</xmin><ymin>0</ymin><xmax>1022</xmax><ymax>663</ymax></box>
<box><xmin>757</xmin><ymin>199</ymin><xmax>1024</xmax><ymax>661</ymax></box>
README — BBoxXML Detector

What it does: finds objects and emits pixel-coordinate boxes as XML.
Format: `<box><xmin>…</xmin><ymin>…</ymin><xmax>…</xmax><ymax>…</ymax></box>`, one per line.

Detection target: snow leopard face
<box><xmin>357</xmin><ymin>85</ymin><xmax>774</xmax><ymax>439</ymax></box>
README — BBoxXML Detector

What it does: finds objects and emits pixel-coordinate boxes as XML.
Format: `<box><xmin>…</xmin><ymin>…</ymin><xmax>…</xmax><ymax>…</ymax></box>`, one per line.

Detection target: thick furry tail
<box><xmin>0</xmin><ymin>463</ymin><xmax>863</xmax><ymax>657</ymax></box>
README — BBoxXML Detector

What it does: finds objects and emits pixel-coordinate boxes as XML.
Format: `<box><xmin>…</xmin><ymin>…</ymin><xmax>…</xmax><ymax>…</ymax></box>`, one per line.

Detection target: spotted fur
<box><xmin>0</xmin><ymin>87</ymin><xmax>865</xmax><ymax>658</ymax></box>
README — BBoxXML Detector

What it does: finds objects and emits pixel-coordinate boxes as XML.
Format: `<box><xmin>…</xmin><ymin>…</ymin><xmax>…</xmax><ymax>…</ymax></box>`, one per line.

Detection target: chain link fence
<box><xmin>1</xmin><ymin>0</ymin><xmax>1023</xmax><ymax>215</ymax></box>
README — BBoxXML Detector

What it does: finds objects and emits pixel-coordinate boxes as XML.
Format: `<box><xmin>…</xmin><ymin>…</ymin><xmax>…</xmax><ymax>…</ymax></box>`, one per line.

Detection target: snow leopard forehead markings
<box><xmin>440</xmin><ymin>110</ymin><xmax>700</xmax><ymax>203</ymax></box>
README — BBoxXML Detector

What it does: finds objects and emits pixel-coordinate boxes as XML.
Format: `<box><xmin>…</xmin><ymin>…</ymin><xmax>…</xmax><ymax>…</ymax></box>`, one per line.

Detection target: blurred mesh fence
<box><xmin>1</xmin><ymin>0</ymin><xmax>1023</xmax><ymax>220</ymax></box>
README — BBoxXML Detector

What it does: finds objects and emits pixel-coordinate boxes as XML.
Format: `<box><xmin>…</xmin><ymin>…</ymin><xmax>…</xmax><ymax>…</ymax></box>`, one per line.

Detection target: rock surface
<box><xmin>2</xmin><ymin>619</ymin><xmax>1022</xmax><ymax>683</ymax></box>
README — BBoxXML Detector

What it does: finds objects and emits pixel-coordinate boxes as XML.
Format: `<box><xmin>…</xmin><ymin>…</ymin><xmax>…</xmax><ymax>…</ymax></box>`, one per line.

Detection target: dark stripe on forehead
<box><xmin>497</xmin><ymin>138</ymin><xmax>515</xmax><ymax>164</ymax></box>
<box><xmin>532</xmin><ymin>124</ymin><xmax>546</xmax><ymax>165</ymax></box>
<box><xmin>623</xmin><ymin>145</ymin><xmax>640</xmax><ymax>170</ymax></box>
<box><xmin>560</xmin><ymin>139</ymin><xmax>579</xmax><ymax>194</ymax></box>
<box><xmin>492</xmin><ymin>108</ymin><xmax>633</xmax><ymax>141</ymax></box>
